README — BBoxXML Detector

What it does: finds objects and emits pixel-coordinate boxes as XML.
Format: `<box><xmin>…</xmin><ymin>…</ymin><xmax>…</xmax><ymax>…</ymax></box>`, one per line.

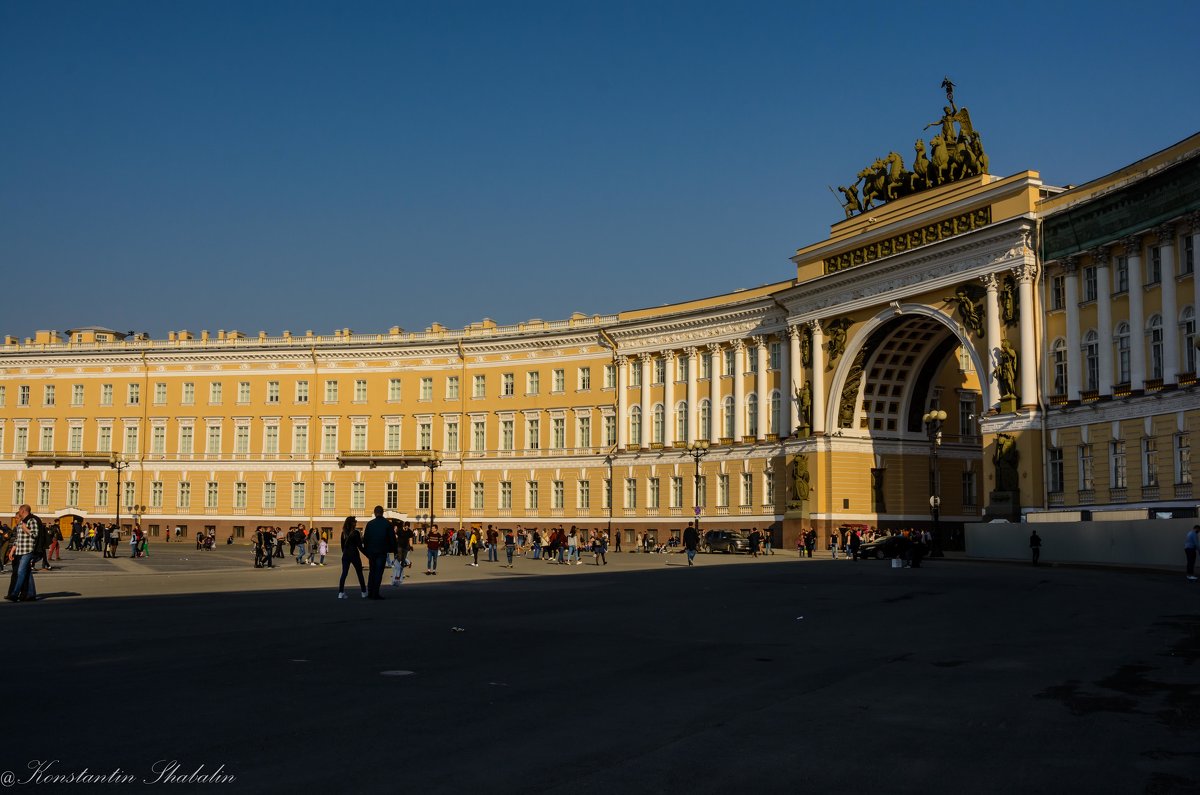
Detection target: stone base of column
<box><xmin>782</xmin><ymin>507</ymin><xmax>808</xmax><ymax>552</ymax></box>
<box><xmin>983</xmin><ymin>491</ymin><xmax>1021</xmax><ymax>522</ymax></box>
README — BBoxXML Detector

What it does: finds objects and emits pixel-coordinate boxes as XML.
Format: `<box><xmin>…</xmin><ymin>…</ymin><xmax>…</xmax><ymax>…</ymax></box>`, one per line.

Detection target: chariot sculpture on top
<box><xmin>832</xmin><ymin>78</ymin><xmax>989</xmax><ymax>219</ymax></box>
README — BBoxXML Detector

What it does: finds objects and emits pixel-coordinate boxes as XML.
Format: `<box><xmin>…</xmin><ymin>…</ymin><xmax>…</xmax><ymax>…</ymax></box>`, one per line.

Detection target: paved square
<box><xmin>5</xmin><ymin>552</ymin><xmax>1198</xmax><ymax>793</ymax></box>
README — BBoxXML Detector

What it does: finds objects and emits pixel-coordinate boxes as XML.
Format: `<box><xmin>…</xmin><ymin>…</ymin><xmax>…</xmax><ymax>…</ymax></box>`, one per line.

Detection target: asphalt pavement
<box><xmin>4</xmin><ymin>550</ymin><xmax>1198</xmax><ymax>794</ymax></box>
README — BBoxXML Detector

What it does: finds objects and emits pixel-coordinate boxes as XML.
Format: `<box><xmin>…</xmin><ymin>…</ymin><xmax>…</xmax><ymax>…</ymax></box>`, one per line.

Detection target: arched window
<box><xmin>699</xmin><ymin>399</ymin><xmax>711</xmax><ymax>441</ymax></box>
<box><xmin>1082</xmin><ymin>330</ymin><xmax>1099</xmax><ymax>393</ymax></box>
<box><xmin>1181</xmin><ymin>306</ymin><xmax>1195</xmax><ymax>375</ymax></box>
<box><xmin>675</xmin><ymin>402</ymin><xmax>687</xmax><ymax>442</ymax></box>
<box><xmin>1052</xmin><ymin>338</ymin><xmax>1068</xmax><ymax>396</ymax></box>
<box><xmin>1147</xmin><ymin>315</ymin><xmax>1164</xmax><ymax>380</ymax></box>
<box><xmin>747</xmin><ymin>394</ymin><xmax>759</xmax><ymax>436</ymax></box>
<box><xmin>1115</xmin><ymin>322</ymin><xmax>1131</xmax><ymax>384</ymax></box>
<box><xmin>722</xmin><ymin>396</ymin><xmax>734</xmax><ymax>439</ymax></box>
<box><xmin>769</xmin><ymin>390</ymin><xmax>781</xmax><ymax>435</ymax></box>
<box><xmin>652</xmin><ymin>404</ymin><xmax>665</xmax><ymax>444</ymax></box>
<box><xmin>630</xmin><ymin>406</ymin><xmax>642</xmax><ymax>446</ymax></box>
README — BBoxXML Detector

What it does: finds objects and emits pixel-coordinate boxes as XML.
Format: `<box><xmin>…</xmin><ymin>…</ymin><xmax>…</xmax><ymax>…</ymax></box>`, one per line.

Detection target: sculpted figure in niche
<box><xmin>945</xmin><ymin>285</ymin><xmax>985</xmax><ymax>337</ymax></box>
<box><xmin>795</xmin><ymin>383</ymin><xmax>812</xmax><ymax>430</ymax></box>
<box><xmin>993</xmin><ymin>433</ymin><xmax>1020</xmax><ymax>493</ymax></box>
<box><xmin>791</xmin><ymin>456</ymin><xmax>810</xmax><ymax>506</ymax></box>
<box><xmin>996</xmin><ymin>338</ymin><xmax>1018</xmax><ymax>400</ymax></box>
<box><xmin>824</xmin><ymin>318</ymin><xmax>853</xmax><ymax>364</ymax></box>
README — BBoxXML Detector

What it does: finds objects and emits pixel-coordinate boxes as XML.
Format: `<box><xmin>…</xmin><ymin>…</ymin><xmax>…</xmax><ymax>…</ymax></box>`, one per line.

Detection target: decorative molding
<box><xmin>824</xmin><ymin>207</ymin><xmax>992</xmax><ymax>274</ymax></box>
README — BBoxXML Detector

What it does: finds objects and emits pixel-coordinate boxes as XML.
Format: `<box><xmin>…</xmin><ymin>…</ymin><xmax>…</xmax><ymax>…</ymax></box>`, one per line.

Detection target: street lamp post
<box><xmin>424</xmin><ymin>456</ymin><xmax>441</xmax><ymax>529</ymax></box>
<box><xmin>687</xmin><ymin>440</ymin><xmax>710</xmax><ymax>537</ymax></box>
<box><xmin>110</xmin><ymin>457</ymin><xmax>130</xmax><ymax>555</ymax></box>
<box><xmin>922</xmin><ymin>409</ymin><xmax>947</xmax><ymax>556</ymax></box>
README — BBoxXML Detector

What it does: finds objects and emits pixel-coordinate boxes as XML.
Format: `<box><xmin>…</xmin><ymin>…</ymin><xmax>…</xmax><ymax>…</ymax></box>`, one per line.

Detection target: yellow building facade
<box><xmin>2</xmin><ymin>118</ymin><xmax>1197</xmax><ymax>548</ymax></box>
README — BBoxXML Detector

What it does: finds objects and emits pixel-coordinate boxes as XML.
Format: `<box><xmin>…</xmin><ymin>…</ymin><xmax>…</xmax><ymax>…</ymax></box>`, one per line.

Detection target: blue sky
<box><xmin>2</xmin><ymin>0</ymin><xmax>1198</xmax><ymax>340</ymax></box>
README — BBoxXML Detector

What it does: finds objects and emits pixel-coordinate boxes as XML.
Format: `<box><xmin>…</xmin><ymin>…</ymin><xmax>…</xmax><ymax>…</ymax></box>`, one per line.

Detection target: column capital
<box><xmin>637</xmin><ymin>352</ymin><xmax>653</xmax><ymax>366</ymax></box>
<box><xmin>1188</xmin><ymin>211</ymin><xmax>1200</xmax><ymax>235</ymax></box>
<box><xmin>731</xmin><ymin>338</ymin><xmax>746</xmax><ymax>351</ymax></box>
<box><xmin>1124</xmin><ymin>235</ymin><xmax>1142</xmax><ymax>256</ymax></box>
<box><xmin>806</xmin><ymin>319</ymin><xmax>822</xmax><ymax>333</ymax></box>
<box><xmin>1090</xmin><ymin>246</ymin><xmax>1110</xmax><ymax>268</ymax></box>
<box><xmin>749</xmin><ymin>335</ymin><xmax>766</xmax><ymax>349</ymax></box>
<box><xmin>662</xmin><ymin>349</ymin><xmax>677</xmax><ymax>361</ymax></box>
<box><xmin>1012</xmin><ymin>263</ymin><xmax>1038</xmax><ymax>284</ymax></box>
<box><xmin>683</xmin><ymin>346</ymin><xmax>698</xmax><ymax>360</ymax></box>
<box><xmin>1063</xmin><ymin>255</ymin><xmax>1079</xmax><ymax>275</ymax></box>
<box><xmin>615</xmin><ymin>355</ymin><xmax>628</xmax><ymax>366</ymax></box>
<box><xmin>980</xmin><ymin>273</ymin><xmax>999</xmax><ymax>291</ymax></box>
<box><xmin>1156</xmin><ymin>224</ymin><xmax>1176</xmax><ymax>246</ymax></box>
<box><xmin>706</xmin><ymin>342</ymin><xmax>721</xmax><ymax>355</ymax></box>
<box><xmin>787</xmin><ymin>324</ymin><xmax>802</xmax><ymax>340</ymax></box>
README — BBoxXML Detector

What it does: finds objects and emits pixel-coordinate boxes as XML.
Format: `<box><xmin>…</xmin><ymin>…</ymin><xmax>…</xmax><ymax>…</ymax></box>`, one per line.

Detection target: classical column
<box><xmin>754</xmin><ymin>337</ymin><xmax>769</xmax><ymax>441</ymax></box>
<box><xmin>1092</xmin><ymin>248</ymin><xmax>1114</xmax><ymax>396</ymax></box>
<box><xmin>787</xmin><ymin>325</ymin><xmax>802</xmax><ymax>434</ymax></box>
<box><xmin>616</xmin><ymin>355</ymin><xmax>629</xmax><ymax>449</ymax></box>
<box><xmin>732</xmin><ymin>340</ymin><xmax>746</xmax><ymax>440</ymax></box>
<box><xmin>981</xmin><ymin>274</ymin><xmax>1002</xmax><ymax>411</ymax></box>
<box><xmin>809</xmin><ymin>320</ymin><xmax>826</xmax><ymax>435</ymax></box>
<box><xmin>707</xmin><ymin>343</ymin><xmax>722</xmax><ymax>440</ymax></box>
<box><xmin>639</xmin><ymin>353</ymin><xmax>653</xmax><ymax>447</ymax></box>
<box><xmin>1192</xmin><ymin>214</ymin><xmax>1200</xmax><ymax>348</ymax></box>
<box><xmin>663</xmin><ymin>350</ymin><xmax>676</xmax><ymax>447</ymax></box>
<box><xmin>1063</xmin><ymin>257</ymin><xmax>1081</xmax><ymax>401</ymax></box>
<box><xmin>684</xmin><ymin>347</ymin><xmax>699</xmax><ymax>445</ymax></box>
<box><xmin>1126</xmin><ymin>235</ymin><xmax>1146</xmax><ymax>390</ymax></box>
<box><xmin>1158</xmin><ymin>225</ymin><xmax>1178</xmax><ymax>384</ymax></box>
<box><xmin>1014</xmin><ymin>263</ymin><xmax>1038</xmax><ymax>407</ymax></box>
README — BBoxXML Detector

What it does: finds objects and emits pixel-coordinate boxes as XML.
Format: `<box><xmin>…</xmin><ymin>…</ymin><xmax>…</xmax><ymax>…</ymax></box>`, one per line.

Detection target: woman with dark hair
<box><xmin>337</xmin><ymin>516</ymin><xmax>367</xmax><ymax>600</ymax></box>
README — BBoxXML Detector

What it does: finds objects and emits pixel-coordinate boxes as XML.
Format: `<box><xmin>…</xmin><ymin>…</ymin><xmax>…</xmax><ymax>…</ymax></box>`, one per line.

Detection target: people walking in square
<box><xmin>486</xmin><ymin>525</ymin><xmax>499</xmax><ymax>562</ymax></box>
<box><xmin>425</xmin><ymin>524</ymin><xmax>443</xmax><ymax>575</ymax></box>
<box><xmin>1030</xmin><ymin>529</ymin><xmax>1042</xmax><ymax>567</ymax></box>
<box><xmin>362</xmin><ymin>506</ymin><xmax>394</xmax><ymax>599</ymax></box>
<box><xmin>468</xmin><ymin>527</ymin><xmax>480</xmax><ymax>567</ymax></box>
<box><xmin>503</xmin><ymin>528</ymin><xmax>515</xmax><ymax>568</ymax></box>
<box><xmin>683</xmin><ymin>522</ymin><xmax>699</xmax><ymax>566</ymax></box>
<box><xmin>1184</xmin><ymin>525</ymin><xmax>1197</xmax><ymax>581</ymax></box>
<box><xmin>337</xmin><ymin>515</ymin><xmax>366</xmax><ymax>599</ymax></box>
<box><xmin>6</xmin><ymin>505</ymin><xmax>42</xmax><ymax>602</ymax></box>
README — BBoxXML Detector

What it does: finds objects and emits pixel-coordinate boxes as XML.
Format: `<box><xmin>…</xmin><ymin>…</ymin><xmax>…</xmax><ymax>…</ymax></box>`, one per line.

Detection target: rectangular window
<box><xmin>43</xmin><ymin>385</ymin><xmax>56</xmax><ymax>406</ymax></box>
<box><xmin>13</xmin><ymin>479</ymin><xmax>24</xmax><ymax>506</ymax></box>
<box><xmin>696</xmin><ymin>476</ymin><xmax>707</xmax><ymax>508</ymax></box>
<box><xmin>322</xmin><ymin>482</ymin><xmax>335</xmax><ymax>510</ymax></box>
<box><xmin>1148</xmin><ymin>246</ymin><xmax>1162</xmax><ymax>284</ymax></box>
<box><xmin>291</xmin><ymin>481</ymin><xmax>306</xmax><ymax>511</ymax></box>
<box><xmin>445</xmin><ymin>376</ymin><xmax>459</xmax><ymax>400</ymax></box>
<box><xmin>267</xmin><ymin>381</ymin><xmax>280</xmax><ymax>404</ymax></box>
<box><xmin>1048</xmin><ymin>448</ymin><xmax>1064</xmax><ymax>493</ymax></box>
<box><xmin>352</xmin><ymin>482</ymin><xmax>365</xmax><ymax>511</ymax></box>
<box><xmin>123</xmin><ymin>426</ymin><xmax>138</xmax><ymax>455</ymax></box>
<box><xmin>717</xmin><ymin>474</ymin><xmax>729</xmax><ymax>507</ymax></box>
<box><xmin>551</xmin><ymin>417</ymin><xmax>565</xmax><ymax>449</ymax></box>
<box><xmin>526</xmin><ymin>418</ymin><xmax>539</xmax><ymax>450</ymax></box>
<box><xmin>577</xmin><ymin>416</ymin><xmax>591</xmax><ymax>448</ymax></box>
<box><xmin>206</xmin><ymin>425</ymin><xmax>221</xmax><ymax>455</ymax></box>
<box><xmin>1142</xmin><ymin>438</ymin><xmax>1158</xmax><ymax>487</ymax></box>
<box><xmin>472</xmin><ymin>481</ymin><xmax>484</xmax><ymax>510</ymax></box>
<box><xmin>40</xmin><ymin>425</ymin><xmax>54</xmax><ymax>452</ymax></box>
<box><xmin>420</xmin><ymin>377</ymin><xmax>433</xmax><ymax>400</ymax></box>
<box><xmin>500</xmin><ymin>481</ymin><xmax>512</xmax><ymax>510</ymax></box>
<box><xmin>386</xmin><ymin>423</ymin><xmax>401</xmax><ymax>451</ymax></box>
<box><xmin>123</xmin><ymin>481</ymin><xmax>134</xmax><ymax>509</ymax></box>
<box><xmin>748</xmin><ymin>352</ymin><xmax>758</xmax><ymax>374</ymax></box>
<box><xmin>388</xmin><ymin>378</ymin><xmax>402</xmax><ymax>402</ymax></box>
<box><xmin>68</xmin><ymin>426</ymin><xmax>83</xmax><ymax>452</ymax></box>
<box><xmin>209</xmin><ymin>382</ymin><xmax>222</xmax><ymax>404</ymax></box>
<box><xmin>577</xmin><ymin>480</ymin><xmax>590</xmax><ymax>509</ymax></box>
<box><xmin>293</xmin><ymin>425</ymin><xmax>308</xmax><ymax>455</ymax></box>
<box><xmin>501</xmin><ymin>419</ymin><xmax>514</xmax><ymax>451</ymax></box>
<box><xmin>324</xmin><ymin>380</ymin><xmax>338</xmax><ymax>403</ymax></box>
<box><xmin>1079</xmin><ymin>444</ymin><xmax>1094</xmax><ymax>491</ymax></box>
<box><xmin>416</xmin><ymin>482</ymin><xmax>431</xmax><ymax>510</ymax></box>
<box><xmin>235</xmin><ymin>482</ymin><xmax>248</xmax><ymax>509</ymax></box>
<box><xmin>1050</xmin><ymin>274</ymin><xmax>1065</xmax><ymax>310</ymax></box>
<box><xmin>264</xmin><ymin>426</ymin><xmax>279</xmax><ymax>454</ymax></box>
<box><xmin>238</xmin><ymin>381</ymin><xmax>251</xmax><ymax>403</ymax></box>
<box><xmin>1115</xmin><ymin>256</ymin><xmax>1128</xmax><ymax>293</ymax></box>
<box><xmin>235</xmin><ymin>424</ymin><xmax>250</xmax><ymax>454</ymax></box>
<box><xmin>961</xmin><ymin>470</ymin><xmax>977</xmax><ymax>507</ymax></box>
<box><xmin>150</xmin><ymin>481</ymin><xmax>163</xmax><ymax>508</ymax></box>
<box><xmin>180</xmin><ymin>383</ymin><xmax>193</xmax><ymax>405</ymax></box>
<box><xmin>352</xmin><ymin>423</ymin><xmax>367</xmax><ymax>452</ymax></box>
<box><xmin>578</xmin><ymin>367</ymin><xmax>591</xmax><ymax>391</ymax></box>
<box><xmin>354</xmin><ymin>379</ymin><xmax>368</xmax><ymax>402</ymax></box>
<box><xmin>0</xmin><ymin>385</ymin><xmax>5</xmax><ymax>407</ymax></box>
<box><xmin>445</xmin><ymin>420</ymin><xmax>459</xmax><ymax>453</ymax></box>
<box><xmin>959</xmin><ymin>397</ymin><xmax>976</xmax><ymax>437</ymax></box>
<box><xmin>206</xmin><ymin>481</ymin><xmax>219</xmax><ymax>509</ymax></box>
<box><xmin>603</xmin><ymin>415</ymin><xmax>616</xmax><ymax>446</ymax></box>
<box><xmin>552</xmin><ymin>480</ymin><xmax>564</xmax><ymax>509</ymax></box>
<box><xmin>701</xmin><ymin>353</ymin><xmax>712</xmax><ymax>380</ymax></box>
<box><xmin>625</xmin><ymin>477</ymin><xmax>637</xmax><ymax>509</ymax></box>
<box><xmin>66</xmin><ymin>480</ymin><xmax>79</xmax><ymax>507</ymax></box>
<box><xmin>418</xmin><ymin>421</ymin><xmax>432</xmax><ymax>451</ymax></box>
<box><xmin>472</xmin><ymin>421</ymin><xmax>485</xmax><ymax>452</ymax></box>
<box><xmin>322</xmin><ymin>424</ymin><xmax>338</xmax><ymax>455</ymax></box>
<box><xmin>769</xmin><ymin>342</ymin><xmax>782</xmax><ymax>370</ymax></box>
<box><xmin>178</xmin><ymin>481</ymin><xmax>191</xmax><ymax>509</ymax></box>
<box><xmin>96</xmin><ymin>480</ymin><xmax>109</xmax><ymax>508</ymax></box>
<box><xmin>648</xmin><ymin>477</ymin><xmax>660</xmax><ymax>509</ymax></box>
<box><xmin>1175</xmin><ymin>434</ymin><xmax>1191</xmax><ymax>485</ymax></box>
<box><xmin>742</xmin><ymin>472</ymin><xmax>753</xmax><ymax>506</ymax></box>
<box><xmin>603</xmin><ymin>364</ymin><xmax>616</xmax><ymax>389</ymax></box>
<box><xmin>677</xmin><ymin>356</ymin><xmax>688</xmax><ymax>382</ymax></box>
<box><xmin>1083</xmin><ymin>266</ymin><xmax>1097</xmax><ymax>302</ymax></box>
<box><xmin>472</xmin><ymin>375</ymin><xmax>486</xmax><ymax>398</ymax></box>
<box><xmin>527</xmin><ymin>480</ymin><xmax>539</xmax><ymax>510</ymax></box>
<box><xmin>176</xmin><ymin>425</ymin><xmax>190</xmax><ymax>455</ymax></box>
<box><xmin>444</xmin><ymin>481</ymin><xmax>457</xmax><ymax>510</ymax></box>
<box><xmin>74</xmin><ymin>384</ymin><xmax>86</xmax><ymax>406</ymax></box>
<box><xmin>124</xmin><ymin>383</ymin><xmax>138</xmax><ymax>405</ymax></box>
<box><xmin>629</xmin><ymin>362</ymin><xmax>641</xmax><ymax>387</ymax></box>
<box><xmin>653</xmin><ymin>359</ymin><xmax>665</xmax><ymax>385</ymax></box>
<box><xmin>1184</xmin><ymin>235</ymin><xmax>1195</xmax><ymax>275</ymax></box>
<box><xmin>98</xmin><ymin>383</ymin><xmax>112</xmax><ymax>406</ymax></box>
<box><xmin>526</xmin><ymin>371</ymin><xmax>540</xmax><ymax>395</ymax></box>
<box><xmin>603</xmin><ymin>479</ymin><xmax>612</xmax><ymax>510</ymax></box>
<box><xmin>386</xmin><ymin>482</ymin><xmax>398</xmax><ymax>511</ymax></box>
<box><xmin>552</xmin><ymin>369</ymin><xmax>565</xmax><ymax>393</ymax></box>
<box><xmin>263</xmin><ymin>482</ymin><xmax>277</xmax><ymax>510</ymax></box>
<box><xmin>1111</xmin><ymin>440</ymin><xmax>1127</xmax><ymax>489</ymax></box>
<box><xmin>37</xmin><ymin>480</ymin><xmax>50</xmax><ymax>507</ymax></box>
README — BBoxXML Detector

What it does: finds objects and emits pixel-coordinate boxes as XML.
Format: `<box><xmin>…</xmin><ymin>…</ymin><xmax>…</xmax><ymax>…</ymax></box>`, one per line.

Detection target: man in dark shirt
<box><xmin>425</xmin><ymin>525</ymin><xmax>443</xmax><ymax>575</ymax></box>
<box><xmin>683</xmin><ymin>522</ymin><xmax>700</xmax><ymax>567</ymax></box>
<box><xmin>362</xmin><ymin>506</ymin><xmax>395</xmax><ymax>599</ymax></box>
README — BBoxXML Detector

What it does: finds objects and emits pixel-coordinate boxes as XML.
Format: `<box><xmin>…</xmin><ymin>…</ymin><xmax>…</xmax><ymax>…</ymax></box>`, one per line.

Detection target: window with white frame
<box><xmin>150</xmin><ymin>481</ymin><xmax>163</xmax><ymax>508</ymax></box>
<box><xmin>444</xmin><ymin>481</ymin><xmax>457</xmax><ymax>511</ymax></box>
<box><xmin>700</xmin><ymin>352</ymin><xmax>713</xmax><ymax>380</ymax></box>
<box><xmin>769</xmin><ymin>342</ymin><xmax>782</xmax><ymax>370</ymax></box>
<box><xmin>624</xmin><ymin>477</ymin><xmax>637</xmax><ymax>509</ymax></box>
<box><xmin>1083</xmin><ymin>265</ymin><xmax>1097</xmax><ymax>302</ymax></box>
<box><xmin>1181</xmin><ymin>307</ymin><xmax>1195</xmax><ymax>374</ymax></box>
<box><xmin>1148</xmin><ymin>245</ymin><xmax>1162</xmax><ymax>284</ymax></box>
<box><xmin>101</xmin><ymin>383</ymin><xmax>114</xmax><ymax>405</ymax></box>
<box><xmin>126</xmin><ymin>383</ymin><xmax>138</xmax><ymax>406</ymax></box>
<box><xmin>39</xmin><ymin>425</ymin><xmax>53</xmax><ymax>452</ymax></box>
<box><xmin>699</xmin><ymin>399</ymin><xmax>711</xmax><ymax>440</ymax></box>
<box><xmin>472</xmin><ymin>375</ymin><xmax>485</xmax><ymax>398</ymax></box>
<box><xmin>629</xmin><ymin>362</ymin><xmax>641</xmax><ymax>387</ymax></box>
<box><xmin>264</xmin><ymin>425</ymin><xmax>279</xmax><ymax>454</ymax></box>
<box><xmin>1111</xmin><ymin>440</ymin><xmax>1127</xmax><ymax>489</ymax></box>
<box><xmin>1115</xmin><ymin>255</ymin><xmax>1129</xmax><ymax>293</ymax></box>
<box><xmin>629</xmin><ymin>406</ymin><xmax>641</xmax><ymax>446</ymax></box>
<box><xmin>321</xmin><ymin>482</ymin><xmax>336</xmax><ymax>510</ymax></box>
<box><xmin>747</xmin><ymin>394</ymin><xmax>759</xmax><ymax>436</ymax></box>
<box><xmin>354</xmin><ymin>379</ymin><xmax>368</xmax><ymax>402</ymax></box>
<box><xmin>68</xmin><ymin>426</ymin><xmax>83</xmax><ymax>452</ymax></box>
<box><xmin>205</xmin><ymin>425</ymin><xmax>221</xmax><ymax>455</ymax></box>
<box><xmin>723</xmin><ymin>349</ymin><xmax>735</xmax><ymax>377</ymax></box>
<box><xmin>603</xmin><ymin>479</ymin><xmax>612</xmax><ymax>510</ymax></box>
<box><xmin>352</xmin><ymin>423</ymin><xmax>367</xmax><ymax>452</ymax></box>
<box><xmin>445</xmin><ymin>420</ymin><xmax>458</xmax><ymax>453</ymax></box>
<box><xmin>472</xmin><ymin>481</ymin><xmax>484</xmax><ymax>510</ymax></box>
<box><xmin>526</xmin><ymin>480</ymin><xmax>539</xmax><ymax>510</ymax></box>
<box><xmin>292</xmin><ymin>424</ymin><xmax>307</xmax><ymax>455</ymax></box>
<box><xmin>1079</xmin><ymin>444</ymin><xmax>1094</xmax><ymax>491</ymax></box>
<box><xmin>235</xmin><ymin>482</ymin><xmax>248</xmax><ymax>509</ymax></box>
<box><xmin>723</xmin><ymin>397</ymin><xmax>734</xmax><ymax>438</ymax></box>
<box><xmin>324</xmin><ymin>380</ymin><xmax>339</xmax><ymax>403</ymax></box>
<box><xmin>578</xmin><ymin>367</ymin><xmax>591</xmax><ymax>390</ymax></box>
<box><xmin>1050</xmin><ymin>273</ymin><xmax>1065</xmax><ymax>310</ymax></box>
<box><xmin>174</xmin><ymin>425</ymin><xmax>188</xmax><ymax>455</ymax></box>
<box><xmin>262</xmin><ymin>482</ymin><xmax>276</xmax><ymax>510</ymax></box>
<box><xmin>41</xmin><ymin>384</ymin><xmax>55</xmax><ymax>407</ymax></box>
<box><xmin>653</xmin><ymin>359</ymin><xmax>665</xmax><ymax>385</ymax></box>
<box><xmin>96</xmin><ymin>480</ymin><xmax>109</xmax><ymax>508</ymax></box>
<box><xmin>1175</xmin><ymin>433</ymin><xmax>1191</xmax><ymax>485</ymax></box>
<box><xmin>206</xmin><ymin>481</ymin><xmax>219</xmax><ymax>509</ymax></box>
<box><xmin>123</xmin><ymin>481</ymin><xmax>134</xmax><ymax>509</ymax></box>
<box><xmin>235</xmin><ymin>423</ymin><xmax>250</xmax><ymax>454</ymax></box>
<box><xmin>66</xmin><ymin>480</ymin><xmax>79</xmax><ymax>507</ymax></box>
<box><xmin>499</xmin><ymin>481</ymin><xmax>512</xmax><ymax>510</ymax></box>
<box><xmin>1148</xmin><ymin>315</ymin><xmax>1164</xmax><ymax>380</ymax></box>
<box><xmin>75</xmin><ymin>384</ymin><xmax>87</xmax><ymax>406</ymax></box>
<box><xmin>502</xmin><ymin>373</ymin><xmax>514</xmax><ymax>396</ymax></box>
<box><xmin>388</xmin><ymin>378</ymin><xmax>402</xmax><ymax>401</ymax></box>
<box><xmin>291</xmin><ymin>482</ymin><xmax>306</xmax><ymax>511</ymax></box>
<box><xmin>1051</xmin><ymin>338</ymin><xmax>1068</xmax><ymax>395</ymax></box>
<box><xmin>353</xmin><ymin>481</ymin><xmax>370</xmax><ymax>510</ymax></box>
<box><xmin>1083</xmin><ymin>331</ymin><xmax>1099</xmax><ymax>392</ymax></box>
<box><xmin>12</xmin><ymin>480</ymin><xmax>24</xmax><ymax>506</ymax></box>
<box><xmin>741</xmin><ymin>472</ymin><xmax>753</xmax><ymax>506</ymax></box>
<box><xmin>577</xmin><ymin>480</ymin><xmax>590</xmax><ymax>509</ymax></box>
<box><xmin>445</xmin><ymin>376</ymin><xmax>458</xmax><ymax>400</ymax></box>
<box><xmin>676</xmin><ymin>403</ymin><xmax>687</xmax><ymax>441</ymax></box>
<box><xmin>603</xmin><ymin>364</ymin><xmax>615</xmax><ymax>389</ymax></box>
<box><xmin>648</xmin><ymin>477</ymin><xmax>660</xmax><ymax>509</ymax></box>
<box><xmin>209</xmin><ymin>382</ymin><xmax>222</xmax><ymax>404</ymax></box>
<box><xmin>603</xmin><ymin>415</ymin><xmax>616</xmax><ymax>447</ymax></box>
<box><xmin>552</xmin><ymin>480</ymin><xmax>564</xmax><ymax>509</ymax></box>
<box><xmin>267</xmin><ymin>381</ymin><xmax>280</xmax><ymax>404</ymax></box>
<box><xmin>671</xmin><ymin>476</ymin><xmax>683</xmax><ymax>508</ymax></box>
<box><xmin>295</xmin><ymin>380</ymin><xmax>309</xmax><ymax>404</ymax></box>
<box><xmin>178</xmin><ymin>481</ymin><xmax>191</xmax><ymax>509</ymax></box>
<box><xmin>551</xmin><ymin>417</ymin><xmax>565</xmax><ymax>449</ymax></box>
<box><xmin>501</xmin><ymin>419</ymin><xmax>514</xmax><ymax>451</ymax></box>
<box><xmin>472</xmin><ymin>420</ymin><xmax>485</xmax><ymax>452</ymax></box>
<box><xmin>526</xmin><ymin>371</ymin><xmax>540</xmax><ymax>395</ymax></box>
<box><xmin>552</xmin><ymin>369</ymin><xmax>565</xmax><ymax>393</ymax></box>
<box><xmin>418</xmin><ymin>420</ymin><xmax>432</xmax><ymax>451</ymax></box>
<box><xmin>385</xmin><ymin>422</ymin><xmax>401</xmax><ymax>451</ymax></box>
<box><xmin>526</xmin><ymin>418</ymin><xmax>539</xmax><ymax>450</ymax></box>
<box><xmin>652</xmin><ymin>405</ymin><xmax>664</xmax><ymax>444</ymax></box>
<box><xmin>1048</xmin><ymin>448</ymin><xmax>1064</xmax><ymax>493</ymax></box>
<box><xmin>38</xmin><ymin>480</ymin><xmax>50</xmax><ymax>506</ymax></box>
<box><xmin>717</xmin><ymin>474</ymin><xmax>729</xmax><ymax>507</ymax></box>
<box><xmin>1142</xmin><ymin>438</ymin><xmax>1159</xmax><ymax>487</ymax></box>
<box><xmin>1116</xmin><ymin>323</ymin><xmax>1131</xmax><ymax>383</ymax></box>
<box><xmin>577</xmin><ymin>415</ymin><xmax>591</xmax><ymax>448</ymax></box>
<box><xmin>238</xmin><ymin>381</ymin><xmax>251</xmax><ymax>403</ymax></box>
<box><xmin>419</xmin><ymin>377</ymin><xmax>432</xmax><ymax>401</ymax></box>
<box><xmin>386</xmin><ymin>482</ymin><xmax>398</xmax><ymax>511</ymax></box>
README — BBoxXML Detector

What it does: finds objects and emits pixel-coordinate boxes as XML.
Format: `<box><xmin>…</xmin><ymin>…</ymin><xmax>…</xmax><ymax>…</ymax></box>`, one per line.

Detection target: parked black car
<box><xmin>858</xmin><ymin>533</ymin><xmax>910</xmax><ymax>559</ymax></box>
<box><xmin>704</xmin><ymin>530</ymin><xmax>750</xmax><ymax>554</ymax></box>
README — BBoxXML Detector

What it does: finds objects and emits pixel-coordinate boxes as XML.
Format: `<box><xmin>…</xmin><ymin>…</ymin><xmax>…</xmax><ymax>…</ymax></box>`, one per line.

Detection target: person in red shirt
<box><xmin>425</xmin><ymin>524</ymin><xmax>443</xmax><ymax>575</ymax></box>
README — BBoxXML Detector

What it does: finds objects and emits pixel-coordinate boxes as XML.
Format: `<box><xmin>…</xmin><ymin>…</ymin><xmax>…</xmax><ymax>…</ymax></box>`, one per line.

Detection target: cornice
<box><xmin>1044</xmin><ymin>387</ymin><xmax>1198</xmax><ymax>429</ymax></box>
